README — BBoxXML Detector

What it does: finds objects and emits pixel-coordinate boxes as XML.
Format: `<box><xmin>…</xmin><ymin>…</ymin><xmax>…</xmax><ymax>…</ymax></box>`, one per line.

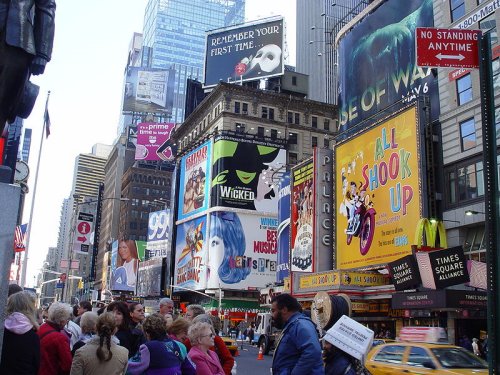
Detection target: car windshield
<box><xmin>431</xmin><ymin>347</ymin><xmax>488</xmax><ymax>369</ymax></box>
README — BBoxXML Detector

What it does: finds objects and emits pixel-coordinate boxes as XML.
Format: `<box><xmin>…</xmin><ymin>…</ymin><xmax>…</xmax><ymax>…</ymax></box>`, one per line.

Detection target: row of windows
<box><xmin>233</xmin><ymin>122</ymin><xmax>330</xmax><ymax>147</ymax></box>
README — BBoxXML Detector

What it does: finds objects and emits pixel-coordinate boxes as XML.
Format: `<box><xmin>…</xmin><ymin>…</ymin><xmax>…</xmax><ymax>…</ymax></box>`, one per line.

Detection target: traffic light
<box><xmin>78</xmin><ymin>280</ymin><xmax>84</xmax><ymax>289</ymax></box>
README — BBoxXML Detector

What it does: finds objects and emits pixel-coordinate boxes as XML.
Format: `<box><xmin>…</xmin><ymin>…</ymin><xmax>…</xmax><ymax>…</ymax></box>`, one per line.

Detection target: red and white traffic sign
<box><xmin>416</xmin><ymin>27</ymin><xmax>481</xmax><ymax>69</ymax></box>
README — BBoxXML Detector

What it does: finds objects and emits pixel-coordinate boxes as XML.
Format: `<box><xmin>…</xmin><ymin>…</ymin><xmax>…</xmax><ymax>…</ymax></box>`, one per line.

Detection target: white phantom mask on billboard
<box><xmin>248</xmin><ymin>44</ymin><xmax>282</xmax><ymax>73</ymax></box>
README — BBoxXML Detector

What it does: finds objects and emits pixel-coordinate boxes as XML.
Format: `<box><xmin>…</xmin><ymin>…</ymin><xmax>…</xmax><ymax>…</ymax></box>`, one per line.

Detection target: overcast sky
<box><xmin>22</xmin><ymin>0</ymin><xmax>296</xmax><ymax>286</ymax></box>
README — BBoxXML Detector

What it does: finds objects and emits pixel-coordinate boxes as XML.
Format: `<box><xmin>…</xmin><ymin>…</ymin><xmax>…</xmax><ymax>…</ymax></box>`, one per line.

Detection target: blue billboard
<box><xmin>277</xmin><ymin>172</ymin><xmax>290</xmax><ymax>282</ymax></box>
<box><xmin>177</xmin><ymin>140</ymin><xmax>212</xmax><ymax>221</ymax></box>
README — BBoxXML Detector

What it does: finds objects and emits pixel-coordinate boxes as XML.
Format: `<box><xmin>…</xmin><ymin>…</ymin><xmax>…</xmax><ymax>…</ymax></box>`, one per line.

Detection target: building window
<box><xmin>324</xmin><ymin>138</ymin><xmax>330</xmax><ymax>148</ymax></box>
<box><xmin>287</xmin><ymin>111</ymin><xmax>300</xmax><ymax>125</ymax></box>
<box><xmin>479</xmin><ymin>14</ymin><xmax>497</xmax><ymax>45</ymax></box>
<box><xmin>235</xmin><ymin>123</ymin><xmax>245</xmax><ymax>133</ymax></box>
<box><xmin>269</xmin><ymin>108</ymin><xmax>274</xmax><ymax>120</ymax></box>
<box><xmin>312</xmin><ymin>136</ymin><xmax>318</xmax><ymax>147</ymax></box>
<box><xmin>312</xmin><ymin>116</ymin><xmax>318</xmax><ymax>128</ymax></box>
<box><xmin>289</xmin><ymin>132</ymin><xmax>298</xmax><ymax>144</ymax></box>
<box><xmin>445</xmin><ymin>159</ymin><xmax>484</xmax><ymax>206</ymax></box>
<box><xmin>258</xmin><ymin>126</ymin><xmax>265</xmax><ymax>137</ymax></box>
<box><xmin>271</xmin><ymin>129</ymin><xmax>277</xmax><ymax>139</ymax></box>
<box><xmin>235</xmin><ymin>101</ymin><xmax>240</xmax><ymax>114</ymax></box>
<box><xmin>493</xmin><ymin>58</ymin><xmax>500</xmax><ymax>92</ymax></box>
<box><xmin>450</xmin><ymin>0</ymin><xmax>465</xmax><ymax>22</ymax></box>
<box><xmin>261</xmin><ymin>106</ymin><xmax>274</xmax><ymax>120</ymax></box>
<box><xmin>242</xmin><ymin>103</ymin><xmax>248</xmax><ymax>114</ymax></box>
<box><xmin>324</xmin><ymin>119</ymin><xmax>330</xmax><ymax>130</ymax></box>
<box><xmin>457</xmin><ymin>74</ymin><xmax>472</xmax><ymax>105</ymax></box>
<box><xmin>289</xmin><ymin>152</ymin><xmax>298</xmax><ymax>165</ymax></box>
<box><xmin>261</xmin><ymin>106</ymin><xmax>268</xmax><ymax>119</ymax></box>
<box><xmin>292</xmin><ymin>76</ymin><xmax>297</xmax><ymax>85</ymax></box>
<box><xmin>463</xmin><ymin>226</ymin><xmax>485</xmax><ymax>262</ymax></box>
<box><xmin>460</xmin><ymin>118</ymin><xmax>476</xmax><ymax>151</ymax></box>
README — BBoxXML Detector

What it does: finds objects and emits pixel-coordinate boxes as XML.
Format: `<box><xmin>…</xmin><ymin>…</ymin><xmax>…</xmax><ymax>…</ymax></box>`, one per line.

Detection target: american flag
<box><xmin>14</xmin><ymin>224</ymin><xmax>28</xmax><ymax>252</ymax></box>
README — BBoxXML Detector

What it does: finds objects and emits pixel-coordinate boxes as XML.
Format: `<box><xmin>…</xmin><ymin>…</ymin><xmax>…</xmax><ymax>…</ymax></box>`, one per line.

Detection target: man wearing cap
<box><xmin>271</xmin><ymin>294</ymin><xmax>324</xmax><ymax>375</ymax></box>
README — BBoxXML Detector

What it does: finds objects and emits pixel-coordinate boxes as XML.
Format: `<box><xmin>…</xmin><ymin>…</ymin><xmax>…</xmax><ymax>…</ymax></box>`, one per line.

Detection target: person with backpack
<box><xmin>270</xmin><ymin>294</ymin><xmax>324</xmax><ymax>375</ymax></box>
<box><xmin>127</xmin><ymin>313</ymin><xmax>195</xmax><ymax>375</ymax></box>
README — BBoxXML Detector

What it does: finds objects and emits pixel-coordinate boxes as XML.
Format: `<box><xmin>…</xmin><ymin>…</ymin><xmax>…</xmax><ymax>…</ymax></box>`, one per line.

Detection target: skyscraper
<box><xmin>142</xmin><ymin>0</ymin><xmax>245</xmax><ymax>123</ymax></box>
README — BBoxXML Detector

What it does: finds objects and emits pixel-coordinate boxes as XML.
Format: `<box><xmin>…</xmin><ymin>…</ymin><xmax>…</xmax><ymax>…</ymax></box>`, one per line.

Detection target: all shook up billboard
<box><xmin>211</xmin><ymin>135</ymin><xmax>286</xmax><ymax>213</ymax></box>
<box><xmin>337</xmin><ymin>0</ymin><xmax>438</xmax><ymax>130</ymax></box>
<box><xmin>204</xmin><ymin>17</ymin><xmax>284</xmax><ymax>87</ymax></box>
<box><xmin>335</xmin><ymin>106</ymin><xmax>422</xmax><ymax>269</ymax></box>
<box><xmin>206</xmin><ymin>212</ymin><xmax>278</xmax><ymax>290</ymax></box>
<box><xmin>178</xmin><ymin>141</ymin><xmax>212</xmax><ymax>222</ymax></box>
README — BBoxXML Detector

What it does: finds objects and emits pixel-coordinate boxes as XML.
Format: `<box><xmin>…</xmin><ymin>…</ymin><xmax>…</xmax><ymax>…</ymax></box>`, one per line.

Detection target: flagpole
<box><xmin>20</xmin><ymin>91</ymin><xmax>50</xmax><ymax>287</ymax></box>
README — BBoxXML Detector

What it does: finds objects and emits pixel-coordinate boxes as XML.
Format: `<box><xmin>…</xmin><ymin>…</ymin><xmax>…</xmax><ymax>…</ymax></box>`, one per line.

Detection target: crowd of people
<box><xmin>1</xmin><ymin>285</ymin><xmax>370</xmax><ymax>375</ymax></box>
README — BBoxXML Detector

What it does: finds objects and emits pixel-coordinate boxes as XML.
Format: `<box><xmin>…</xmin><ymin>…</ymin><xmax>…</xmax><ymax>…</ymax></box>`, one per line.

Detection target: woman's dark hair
<box><xmin>72</xmin><ymin>304</ymin><xmax>79</xmax><ymax>317</ymax></box>
<box><xmin>128</xmin><ymin>302</ymin><xmax>141</xmax><ymax>314</ymax></box>
<box><xmin>142</xmin><ymin>313</ymin><xmax>167</xmax><ymax>340</ymax></box>
<box><xmin>96</xmin><ymin>312</ymin><xmax>116</xmax><ymax>362</ymax></box>
<box><xmin>106</xmin><ymin>301</ymin><xmax>130</xmax><ymax>330</ymax></box>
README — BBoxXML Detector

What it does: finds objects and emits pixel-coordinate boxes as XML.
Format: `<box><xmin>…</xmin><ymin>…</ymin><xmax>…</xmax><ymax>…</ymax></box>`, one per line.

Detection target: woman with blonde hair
<box><xmin>188</xmin><ymin>322</ymin><xmax>225</xmax><ymax>375</ymax></box>
<box><xmin>70</xmin><ymin>312</ymin><xmax>128</xmax><ymax>374</ymax></box>
<box><xmin>0</xmin><ymin>291</ymin><xmax>40</xmax><ymax>374</ymax></box>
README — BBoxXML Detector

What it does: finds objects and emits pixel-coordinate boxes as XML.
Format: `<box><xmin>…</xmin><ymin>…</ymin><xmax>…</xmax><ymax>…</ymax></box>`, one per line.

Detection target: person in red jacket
<box><xmin>37</xmin><ymin>301</ymin><xmax>73</xmax><ymax>375</ymax></box>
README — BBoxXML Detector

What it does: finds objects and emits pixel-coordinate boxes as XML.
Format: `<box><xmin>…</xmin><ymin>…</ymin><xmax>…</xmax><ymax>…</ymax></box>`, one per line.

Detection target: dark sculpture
<box><xmin>0</xmin><ymin>0</ymin><xmax>56</xmax><ymax>136</ymax></box>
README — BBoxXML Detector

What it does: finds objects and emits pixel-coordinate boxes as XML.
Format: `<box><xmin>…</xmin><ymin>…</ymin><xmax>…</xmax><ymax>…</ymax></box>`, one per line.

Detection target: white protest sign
<box><xmin>323</xmin><ymin>315</ymin><xmax>374</xmax><ymax>362</ymax></box>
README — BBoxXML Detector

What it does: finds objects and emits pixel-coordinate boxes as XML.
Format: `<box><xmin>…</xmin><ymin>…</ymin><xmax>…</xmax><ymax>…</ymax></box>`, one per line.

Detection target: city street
<box><xmin>233</xmin><ymin>342</ymin><xmax>272</xmax><ymax>375</ymax></box>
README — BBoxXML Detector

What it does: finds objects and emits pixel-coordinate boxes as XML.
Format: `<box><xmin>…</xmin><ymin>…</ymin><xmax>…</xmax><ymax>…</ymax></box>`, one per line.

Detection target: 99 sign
<box><xmin>148</xmin><ymin>210</ymin><xmax>170</xmax><ymax>241</ymax></box>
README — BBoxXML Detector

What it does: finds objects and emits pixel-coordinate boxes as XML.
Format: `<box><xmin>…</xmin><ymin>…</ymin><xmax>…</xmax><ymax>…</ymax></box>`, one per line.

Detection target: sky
<box><xmin>22</xmin><ymin>0</ymin><xmax>296</xmax><ymax>286</ymax></box>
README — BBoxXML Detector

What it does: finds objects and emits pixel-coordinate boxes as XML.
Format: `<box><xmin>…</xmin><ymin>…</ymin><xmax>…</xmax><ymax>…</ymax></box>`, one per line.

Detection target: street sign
<box><xmin>73</xmin><ymin>212</ymin><xmax>94</xmax><ymax>254</ymax></box>
<box><xmin>416</xmin><ymin>27</ymin><xmax>481</xmax><ymax>68</ymax></box>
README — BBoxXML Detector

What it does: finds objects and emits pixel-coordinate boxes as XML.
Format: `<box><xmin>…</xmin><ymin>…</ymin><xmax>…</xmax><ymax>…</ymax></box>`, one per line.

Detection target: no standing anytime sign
<box><xmin>416</xmin><ymin>27</ymin><xmax>481</xmax><ymax>69</ymax></box>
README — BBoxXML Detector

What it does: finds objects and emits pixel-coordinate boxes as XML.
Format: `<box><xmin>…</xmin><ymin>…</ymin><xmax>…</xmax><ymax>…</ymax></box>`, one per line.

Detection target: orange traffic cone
<box><xmin>257</xmin><ymin>345</ymin><xmax>264</xmax><ymax>360</ymax></box>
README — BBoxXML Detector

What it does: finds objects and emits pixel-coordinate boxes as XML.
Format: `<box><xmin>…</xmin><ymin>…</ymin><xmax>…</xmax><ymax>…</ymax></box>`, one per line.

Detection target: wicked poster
<box><xmin>211</xmin><ymin>135</ymin><xmax>286</xmax><ymax>213</ymax></box>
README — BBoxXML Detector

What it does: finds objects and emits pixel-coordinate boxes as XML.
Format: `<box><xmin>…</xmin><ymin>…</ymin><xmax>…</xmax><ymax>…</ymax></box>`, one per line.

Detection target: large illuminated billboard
<box><xmin>337</xmin><ymin>0</ymin><xmax>438</xmax><ymax>130</ymax></box>
<box><xmin>211</xmin><ymin>134</ymin><xmax>286</xmax><ymax>213</ymax></box>
<box><xmin>335</xmin><ymin>106</ymin><xmax>423</xmax><ymax>269</ymax></box>
<box><xmin>204</xmin><ymin>17</ymin><xmax>284</xmax><ymax>87</ymax></box>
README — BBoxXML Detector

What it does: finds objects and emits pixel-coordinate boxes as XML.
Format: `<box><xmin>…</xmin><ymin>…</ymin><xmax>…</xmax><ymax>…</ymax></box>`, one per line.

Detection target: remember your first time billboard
<box><xmin>335</xmin><ymin>106</ymin><xmax>422</xmax><ymax>269</ymax></box>
<box><xmin>337</xmin><ymin>0</ymin><xmax>438</xmax><ymax>130</ymax></box>
<box><xmin>204</xmin><ymin>17</ymin><xmax>284</xmax><ymax>87</ymax></box>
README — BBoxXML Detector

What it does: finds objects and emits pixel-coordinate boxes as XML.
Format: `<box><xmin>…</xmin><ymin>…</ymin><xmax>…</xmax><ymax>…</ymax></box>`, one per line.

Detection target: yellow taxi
<box><xmin>365</xmin><ymin>342</ymin><xmax>488</xmax><ymax>374</ymax></box>
<box><xmin>221</xmin><ymin>336</ymin><xmax>239</xmax><ymax>356</ymax></box>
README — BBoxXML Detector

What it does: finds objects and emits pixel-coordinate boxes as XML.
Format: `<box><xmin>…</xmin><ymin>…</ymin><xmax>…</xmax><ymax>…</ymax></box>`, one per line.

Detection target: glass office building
<box><xmin>142</xmin><ymin>0</ymin><xmax>245</xmax><ymax>123</ymax></box>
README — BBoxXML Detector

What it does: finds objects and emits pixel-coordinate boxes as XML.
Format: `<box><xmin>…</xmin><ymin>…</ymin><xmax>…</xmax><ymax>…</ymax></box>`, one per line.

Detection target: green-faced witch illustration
<box><xmin>211</xmin><ymin>140</ymin><xmax>284</xmax><ymax>211</ymax></box>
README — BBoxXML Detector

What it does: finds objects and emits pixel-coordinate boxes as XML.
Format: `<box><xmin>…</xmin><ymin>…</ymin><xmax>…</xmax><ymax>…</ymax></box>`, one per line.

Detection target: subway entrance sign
<box><xmin>416</xmin><ymin>27</ymin><xmax>481</xmax><ymax>69</ymax></box>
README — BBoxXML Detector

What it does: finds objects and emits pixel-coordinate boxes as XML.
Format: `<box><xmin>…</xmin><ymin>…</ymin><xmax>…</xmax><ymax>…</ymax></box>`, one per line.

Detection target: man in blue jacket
<box><xmin>271</xmin><ymin>293</ymin><xmax>324</xmax><ymax>375</ymax></box>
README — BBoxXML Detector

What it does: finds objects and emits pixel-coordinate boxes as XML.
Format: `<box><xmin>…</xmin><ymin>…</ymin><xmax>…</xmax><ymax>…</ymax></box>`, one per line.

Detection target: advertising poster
<box><xmin>122</xmin><ymin>66</ymin><xmax>175</xmax><ymax>114</ymax></box>
<box><xmin>174</xmin><ymin>216</ymin><xmax>208</xmax><ymax>290</ymax></box>
<box><xmin>290</xmin><ymin>159</ymin><xmax>314</xmax><ymax>273</ymax></box>
<box><xmin>277</xmin><ymin>172</ymin><xmax>290</xmax><ymax>282</ymax></box>
<box><xmin>206</xmin><ymin>212</ymin><xmax>278</xmax><ymax>290</ymax></box>
<box><xmin>137</xmin><ymin>257</ymin><xmax>165</xmax><ymax>297</ymax></box>
<box><xmin>337</xmin><ymin>0</ymin><xmax>438</xmax><ymax>130</ymax></box>
<box><xmin>211</xmin><ymin>134</ymin><xmax>286</xmax><ymax>213</ymax></box>
<box><xmin>204</xmin><ymin>17</ymin><xmax>284</xmax><ymax>87</ymax></box>
<box><xmin>110</xmin><ymin>239</ymin><xmax>146</xmax><ymax>293</ymax></box>
<box><xmin>146</xmin><ymin>209</ymin><xmax>172</xmax><ymax>260</ymax></box>
<box><xmin>135</xmin><ymin>122</ymin><xmax>176</xmax><ymax>161</ymax></box>
<box><xmin>178</xmin><ymin>141</ymin><xmax>212</xmax><ymax>222</ymax></box>
<box><xmin>424</xmin><ymin>246</ymin><xmax>470</xmax><ymax>289</ymax></box>
<box><xmin>388</xmin><ymin>254</ymin><xmax>422</xmax><ymax>291</ymax></box>
<box><xmin>335</xmin><ymin>106</ymin><xmax>422</xmax><ymax>269</ymax></box>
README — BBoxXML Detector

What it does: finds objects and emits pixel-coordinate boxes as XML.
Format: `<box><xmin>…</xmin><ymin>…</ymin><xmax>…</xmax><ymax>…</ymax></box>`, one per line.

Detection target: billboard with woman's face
<box><xmin>111</xmin><ymin>239</ymin><xmax>140</xmax><ymax>293</ymax></box>
<box><xmin>206</xmin><ymin>211</ymin><xmax>278</xmax><ymax>290</ymax></box>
